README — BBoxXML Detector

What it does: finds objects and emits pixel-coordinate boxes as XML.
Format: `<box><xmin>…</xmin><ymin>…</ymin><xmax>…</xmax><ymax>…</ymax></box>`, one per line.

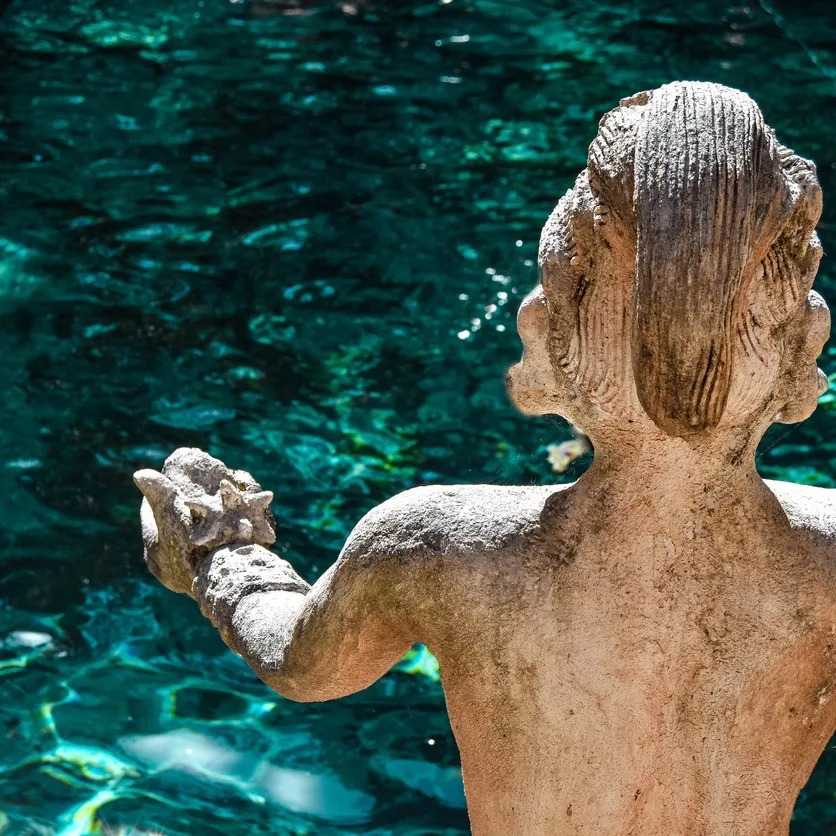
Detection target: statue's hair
<box><xmin>538</xmin><ymin>81</ymin><xmax>822</xmax><ymax>436</ymax></box>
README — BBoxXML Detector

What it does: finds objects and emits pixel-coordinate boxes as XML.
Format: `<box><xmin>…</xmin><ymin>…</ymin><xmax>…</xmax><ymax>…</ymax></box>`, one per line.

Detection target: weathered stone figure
<box><xmin>134</xmin><ymin>81</ymin><xmax>835</xmax><ymax>835</ymax></box>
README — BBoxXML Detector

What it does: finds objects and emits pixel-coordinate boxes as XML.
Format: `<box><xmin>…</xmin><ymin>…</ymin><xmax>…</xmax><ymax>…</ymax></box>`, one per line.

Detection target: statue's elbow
<box><xmin>257</xmin><ymin>664</ymin><xmax>340</xmax><ymax>703</ymax></box>
<box><xmin>269</xmin><ymin>675</ymin><xmax>325</xmax><ymax>703</ymax></box>
<box><xmin>260</xmin><ymin>660</ymin><xmax>377</xmax><ymax>703</ymax></box>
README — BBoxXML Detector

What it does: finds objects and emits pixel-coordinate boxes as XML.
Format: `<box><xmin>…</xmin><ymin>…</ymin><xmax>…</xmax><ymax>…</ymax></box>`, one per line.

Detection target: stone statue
<box><xmin>134</xmin><ymin>81</ymin><xmax>836</xmax><ymax>835</ymax></box>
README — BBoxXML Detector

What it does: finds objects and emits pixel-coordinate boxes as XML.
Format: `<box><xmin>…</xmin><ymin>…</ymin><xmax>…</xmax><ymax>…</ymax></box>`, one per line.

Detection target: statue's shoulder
<box><xmin>341</xmin><ymin>483</ymin><xmax>571</xmax><ymax>563</ymax></box>
<box><xmin>765</xmin><ymin>478</ymin><xmax>836</xmax><ymax>544</ymax></box>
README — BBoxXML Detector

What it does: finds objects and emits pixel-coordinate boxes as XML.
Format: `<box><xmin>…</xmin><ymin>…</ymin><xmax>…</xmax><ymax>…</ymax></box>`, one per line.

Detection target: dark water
<box><xmin>2</xmin><ymin>0</ymin><xmax>836</xmax><ymax>833</ymax></box>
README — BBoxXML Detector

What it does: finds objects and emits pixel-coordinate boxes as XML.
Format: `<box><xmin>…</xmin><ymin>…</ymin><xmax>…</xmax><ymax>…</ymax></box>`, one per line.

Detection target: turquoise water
<box><xmin>2</xmin><ymin>0</ymin><xmax>836</xmax><ymax>832</ymax></box>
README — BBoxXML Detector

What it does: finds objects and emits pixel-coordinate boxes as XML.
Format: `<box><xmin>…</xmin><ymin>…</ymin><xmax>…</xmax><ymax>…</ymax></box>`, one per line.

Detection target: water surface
<box><xmin>2</xmin><ymin>0</ymin><xmax>836</xmax><ymax>832</ymax></box>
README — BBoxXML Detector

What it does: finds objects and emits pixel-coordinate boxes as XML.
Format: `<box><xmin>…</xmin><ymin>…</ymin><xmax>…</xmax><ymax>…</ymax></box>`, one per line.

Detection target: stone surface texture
<box><xmin>135</xmin><ymin>81</ymin><xmax>836</xmax><ymax>835</ymax></box>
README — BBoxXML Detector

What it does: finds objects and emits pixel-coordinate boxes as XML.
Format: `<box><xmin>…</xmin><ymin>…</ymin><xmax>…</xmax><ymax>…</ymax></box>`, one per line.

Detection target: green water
<box><xmin>2</xmin><ymin>0</ymin><xmax>836</xmax><ymax>832</ymax></box>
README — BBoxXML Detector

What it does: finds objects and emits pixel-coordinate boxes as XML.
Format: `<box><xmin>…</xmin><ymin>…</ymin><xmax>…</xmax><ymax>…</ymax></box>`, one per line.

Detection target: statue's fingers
<box><xmin>133</xmin><ymin>470</ymin><xmax>178</xmax><ymax>508</ymax></box>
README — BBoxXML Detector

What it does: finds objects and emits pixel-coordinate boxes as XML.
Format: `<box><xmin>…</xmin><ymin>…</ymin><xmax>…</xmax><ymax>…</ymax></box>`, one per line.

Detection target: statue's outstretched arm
<box><xmin>134</xmin><ymin>448</ymin><xmax>414</xmax><ymax>702</ymax></box>
<box><xmin>196</xmin><ymin>541</ymin><xmax>413</xmax><ymax>702</ymax></box>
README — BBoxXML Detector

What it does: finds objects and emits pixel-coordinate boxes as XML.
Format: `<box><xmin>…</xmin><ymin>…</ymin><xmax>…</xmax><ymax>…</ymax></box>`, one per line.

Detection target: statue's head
<box><xmin>507</xmin><ymin>81</ymin><xmax>829</xmax><ymax>449</ymax></box>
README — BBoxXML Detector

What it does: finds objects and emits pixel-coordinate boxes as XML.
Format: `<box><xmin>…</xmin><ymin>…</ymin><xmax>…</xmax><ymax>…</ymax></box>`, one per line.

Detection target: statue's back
<box><xmin>413</xmin><ymin>480</ymin><xmax>836</xmax><ymax>836</ymax></box>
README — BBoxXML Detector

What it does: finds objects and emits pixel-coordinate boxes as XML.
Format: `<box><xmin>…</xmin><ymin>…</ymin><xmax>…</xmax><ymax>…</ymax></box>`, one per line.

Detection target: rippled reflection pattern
<box><xmin>2</xmin><ymin>0</ymin><xmax>836</xmax><ymax>833</ymax></box>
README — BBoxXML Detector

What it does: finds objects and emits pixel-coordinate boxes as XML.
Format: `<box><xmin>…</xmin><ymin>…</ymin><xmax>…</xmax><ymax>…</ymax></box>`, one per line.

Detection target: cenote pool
<box><xmin>2</xmin><ymin>0</ymin><xmax>836</xmax><ymax>833</ymax></box>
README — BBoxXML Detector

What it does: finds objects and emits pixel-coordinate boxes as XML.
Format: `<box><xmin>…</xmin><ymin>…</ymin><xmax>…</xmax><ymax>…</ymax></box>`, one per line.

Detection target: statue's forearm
<box><xmin>135</xmin><ymin>449</ymin><xmax>413</xmax><ymax>701</ymax></box>
<box><xmin>192</xmin><ymin>542</ymin><xmax>413</xmax><ymax>702</ymax></box>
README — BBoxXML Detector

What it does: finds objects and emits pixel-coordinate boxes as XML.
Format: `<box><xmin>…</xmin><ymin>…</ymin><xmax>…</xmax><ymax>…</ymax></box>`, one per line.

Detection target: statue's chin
<box><xmin>507</xmin><ymin>385</ymin><xmax>553</xmax><ymax>416</ymax></box>
<box><xmin>774</xmin><ymin>399</ymin><xmax>818</xmax><ymax>425</ymax></box>
<box><xmin>775</xmin><ymin>367</ymin><xmax>828</xmax><ymax>424</ymax></box>
<box><xmin>506</xmin><ymin>363</ymin><xmax>556</xmax><ymax>416</ymax></box>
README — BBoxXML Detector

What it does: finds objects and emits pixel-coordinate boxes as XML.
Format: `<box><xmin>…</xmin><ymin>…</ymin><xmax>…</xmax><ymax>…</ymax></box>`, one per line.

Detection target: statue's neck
<box><xmin>573</xmin><ymin>432</ymin><xmax>778</xmax><ymax>524</ymax></box>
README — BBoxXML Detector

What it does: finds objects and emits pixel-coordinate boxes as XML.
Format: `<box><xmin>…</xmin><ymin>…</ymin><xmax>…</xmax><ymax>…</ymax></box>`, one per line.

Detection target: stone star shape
<box><xmin>185</xmin><ymin>479</ymin><xmax>276</xmax><ymax>548</ymax></box>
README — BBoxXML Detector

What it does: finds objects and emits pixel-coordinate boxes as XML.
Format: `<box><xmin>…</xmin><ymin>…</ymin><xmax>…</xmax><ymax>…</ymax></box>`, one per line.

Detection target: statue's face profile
<box><xmin>506</xmin><ymin>284</ymin><xmax>564</xmax><ymax>416</ymax></box>
<box><xmin>507</xmin><ymin>81</ymin><xmax>831</xmax><ymax>445</ymax></box>
<box><xmin>772</xmin><ymin>288</ymin><xmax>830</xmax><ymax>423</ymax></box>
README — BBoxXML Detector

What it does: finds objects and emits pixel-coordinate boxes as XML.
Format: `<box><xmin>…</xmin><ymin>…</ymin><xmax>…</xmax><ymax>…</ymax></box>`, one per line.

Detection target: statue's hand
<box><xmin>133</xmin><ymin>448</ymin><xmax>277</xmax><ymax>597</ymax></box>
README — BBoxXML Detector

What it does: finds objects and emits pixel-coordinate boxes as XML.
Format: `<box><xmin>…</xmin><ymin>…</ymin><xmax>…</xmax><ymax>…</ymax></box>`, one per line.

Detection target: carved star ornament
<box><xmin>185</xmin><ymin>479</ymin><xmax>276</xmax><ymax>548</ymax></box>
